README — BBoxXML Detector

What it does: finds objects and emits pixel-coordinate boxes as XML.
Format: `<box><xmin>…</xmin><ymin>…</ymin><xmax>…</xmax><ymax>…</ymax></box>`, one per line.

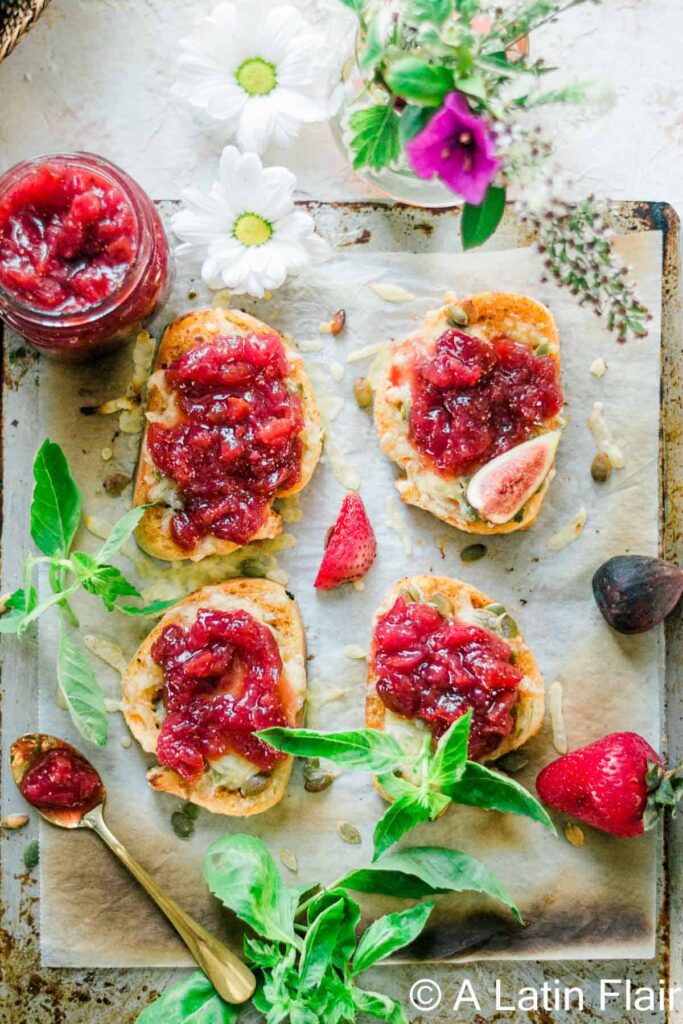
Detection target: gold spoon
<box><xmin>10</xmin><ymin>733</ymin><xmax>256</xmax><ymax>1005</ymax></box>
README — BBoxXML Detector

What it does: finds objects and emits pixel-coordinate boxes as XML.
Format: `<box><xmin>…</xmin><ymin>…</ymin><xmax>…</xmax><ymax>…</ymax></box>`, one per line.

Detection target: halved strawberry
<box><xmin>314</xmin><ymin>493</ymin><xmax>377</xmax><ymax>590</ymax></box>
<box><xmin>536</xmin><ymin>732</ymin><xmax>683</xmax><ymax>838</ymax></box>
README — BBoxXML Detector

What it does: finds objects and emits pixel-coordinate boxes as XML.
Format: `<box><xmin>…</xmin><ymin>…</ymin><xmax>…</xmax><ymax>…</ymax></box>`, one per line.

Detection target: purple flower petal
<box><xmin>405</xmin><ymin>91</ymin><xmax>500</xmax><ymax>205</ymax></box>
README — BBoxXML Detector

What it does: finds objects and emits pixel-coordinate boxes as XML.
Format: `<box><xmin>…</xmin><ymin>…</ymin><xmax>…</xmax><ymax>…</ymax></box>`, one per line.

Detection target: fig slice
<box><xmin>466</xmin><ymin>430</ymin><xmax>561</xmax><ymax>525</ymax></box>
<box><xmin>592</xmin><ymin>555</ymin><xmax>683</xmax><ymax>634</ymax></box>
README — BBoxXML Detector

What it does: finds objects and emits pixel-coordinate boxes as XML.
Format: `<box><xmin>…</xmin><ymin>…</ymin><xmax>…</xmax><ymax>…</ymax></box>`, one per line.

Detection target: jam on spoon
<box><xmin>10</xmin><ymin>733</ymin><xmax>255</xmax><ymax>1004</ymax></box>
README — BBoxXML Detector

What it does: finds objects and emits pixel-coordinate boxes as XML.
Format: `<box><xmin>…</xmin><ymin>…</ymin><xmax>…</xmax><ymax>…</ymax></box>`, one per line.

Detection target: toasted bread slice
<box><xmin>367</xmin><ymin>574</ymin><xmax>544</xmax><ymax>799</ymax></box>
<box><xmin>374</xmin><ymin>292</ymin><xmax>563</xmax><ymax>535</ymax></box>
<box><xmin>121</xmin><ymin>579</ymin><xmax>306</xmax><ymax>816</ymax></box>
<box><xmin>134</xmin><ymin>308</ymin><xmax>323</xmax><ymax>561</ymax></box>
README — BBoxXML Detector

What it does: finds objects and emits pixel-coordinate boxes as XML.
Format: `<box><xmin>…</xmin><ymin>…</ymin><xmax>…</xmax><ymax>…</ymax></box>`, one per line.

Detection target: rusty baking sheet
<box><xmin>0</xmin><ymin>200</ymin><xmax>681</xmax><ymax>1023</ymax></box>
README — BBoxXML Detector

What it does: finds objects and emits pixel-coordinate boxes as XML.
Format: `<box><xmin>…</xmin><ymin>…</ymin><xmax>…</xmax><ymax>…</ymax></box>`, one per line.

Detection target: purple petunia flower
<box><xmin>405</xmin><ymin>92</ymin><xmax>500</xmax><ymax>205</ymax></box>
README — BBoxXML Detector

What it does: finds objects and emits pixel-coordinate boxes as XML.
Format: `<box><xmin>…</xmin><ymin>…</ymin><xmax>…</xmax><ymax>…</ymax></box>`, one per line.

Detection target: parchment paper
<box><xmin>28</xmin><ymin>219</ymin><xmax>662</xmax><ymax>966</ymax></box>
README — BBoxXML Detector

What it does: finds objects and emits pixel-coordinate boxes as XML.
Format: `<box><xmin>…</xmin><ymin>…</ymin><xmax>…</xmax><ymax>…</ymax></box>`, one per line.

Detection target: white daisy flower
<box><xmin>171</xmin><ymin>146</ymin><xmax>328</xmax><ymax>299</ymax></box>
<box><xmin>172</xmin><ymin>0</ymin><xmax>337</xmax><ymax>154</ymax></box>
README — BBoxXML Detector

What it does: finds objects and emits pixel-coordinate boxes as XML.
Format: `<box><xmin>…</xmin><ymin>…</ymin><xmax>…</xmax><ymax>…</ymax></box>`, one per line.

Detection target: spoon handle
<box><xmin>84</xmin><ymin>806</ymin><xmax>255</xmax><ymax>1005</ymax></box>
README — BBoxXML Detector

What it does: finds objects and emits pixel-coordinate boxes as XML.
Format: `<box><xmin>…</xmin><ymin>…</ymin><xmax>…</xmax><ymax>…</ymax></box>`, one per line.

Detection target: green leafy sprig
<box><xmin>259</xmin><ymin>710</ymin><xmax>555</xmax><ymax>860</ymax></box>
<box><xmin>138</xmin><ymin>833</ymin><xmax>521</xmax><ymax>1024</ymax></box>
<box><xmin>0</xmin><ymin>440</ymin><xmax>176</xmax><ymax>745</ymax></box>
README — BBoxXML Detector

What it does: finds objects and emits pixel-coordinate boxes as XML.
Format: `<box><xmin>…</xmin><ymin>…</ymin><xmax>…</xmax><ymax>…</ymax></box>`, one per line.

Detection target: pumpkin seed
<box><xmin>486</xmin><ymin>602</ymin><xmax>506</xmax><ymax>615</ymax></box>
<box><xmin>402</xmin><ymin>583</ymin><xmax>423</xmax><ymax>603</ymax></box>
<box><xmin>446</xmin><ymin>304</ymin><xmax>468</xmax><ymax>327</ymax></box>
<box><xmin>279</xmin><ymin>848</ymin><xmax>299</xmax><ymax>873</ymax></box>
<box><xmin>303</xmin><ymin>758</ymin><xmax>336</xmax><ymax>793</ymax></box>
<box><xmin>535</xmin><ymin>342</ymin><xmax>550</xmax><ymax>357</ymax></box>
<box><xmin>103</xmin><ymin>473</ymin><xmax>131</xmax><ymax>497</ymax></box>
<box><xmin>23</xmin><ymin>840</ymin><xmax>39</xmax><ymax>870</ymax></box>
<box><xmin>500</xmin><ymin>614</ymin><xmax>519</xmax><ymax>638</ymax></box>
<box><xmin>240</xmin><ymin>772</ymin><xmax>272</xmax><ymax>797</ymax></box>
<box><xmin>353</xmin><ymin>377</ymin><xmax>373</xmax><ymax>409</ymax></box>
<box><xmin>497</xmin><ymin>751</ymin><xmax>529</xmax><ymax>774</ymax></box>
<box><xmin>460</xmin><ymin>543</ymin><xmax>487</xmax><ymax>563</ymax></box>
<box><xmin>591</xmin><ymin>451</ymin><xmax>612</xmax><ymax>483</ymax></box>
<box><xmin>337</xmin><ymin>822</ymin><xmax>362</xmax><ymax>845</ymax></box>
<box><xmin>565</xmin><ymin>822</ymin><xmax>585</xmax><ymax>847</ymax></box>
<box><xmin>429</xmin><ymin>592</ymin><xmax>453</xmax><ymax>617</ymax></box>
<box><xmin>171</xmin><ymin>812</ymin><xmax>194</xmax><ymax>840</ymax></box>
<box><xmin>400</xmin><ymin>400</ymin><xmax>411</xmax><ymax>421</ymax></box>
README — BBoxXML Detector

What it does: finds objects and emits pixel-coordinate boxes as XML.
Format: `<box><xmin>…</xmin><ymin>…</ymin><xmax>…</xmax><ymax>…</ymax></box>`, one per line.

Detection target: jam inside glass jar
<box><xmin>372</xmin><ymin>595</ymin><xmax>523</xmax><ymax>760</ymax></box>
<box><xmin>151</xmin><ymin>608</ymin><xmax>289</xmax><ymax>783</ymax></box>
<box><xmin>0</xmin><ymin>153</ymin><xmax>170</xmax><ymax>359</ymax></box>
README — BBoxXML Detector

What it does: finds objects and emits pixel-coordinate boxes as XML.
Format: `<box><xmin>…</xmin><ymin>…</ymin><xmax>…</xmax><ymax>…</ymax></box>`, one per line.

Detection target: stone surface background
<box><xmin>0</xmin><ymin>0</ymin><xmax>681</xmax><ymax>220</ymax></box>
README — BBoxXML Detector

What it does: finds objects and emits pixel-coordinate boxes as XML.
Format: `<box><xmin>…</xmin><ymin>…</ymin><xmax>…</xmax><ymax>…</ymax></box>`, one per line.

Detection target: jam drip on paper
<box><xmin>147</xmin><ymin>333</ymin><xmax>304</xmax><ymax>550</ymax></box>
<box><xmin>151</xmin><ymin>608</ymin><xmax>288</xmax><ymax>783</ymax></box>
<box><xmin>372</xmin><ymin>596</ymin><xmax>523</xmax><ymax>760</ymax></box>
<box><xmin>407</xmin><ymin>328</ymin><xmax>563</xmax><ymax>477</ymax></box>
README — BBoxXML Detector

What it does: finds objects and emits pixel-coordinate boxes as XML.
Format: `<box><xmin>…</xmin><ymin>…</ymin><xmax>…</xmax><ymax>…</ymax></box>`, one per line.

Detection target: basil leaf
<box><xmin>306</xmin><ymin>889</ymin><xmax>362</xmax><ymax>968</ymax></box>
<box><xmin>338</xmin><ymin>845</ymin><xmax>522</xmax><ymax>922</ymax></box>
<box><xmin>299</xmin><ymin>896</ymin><xmax>348</xmax><ymax>991</ymax></box>
<box><xmin>118</xmin><ymin>598</ymin><xmax>180</xmax><ymax>617</ymax></box>
<box><xmin>352</xmin><ymin>987</ymin><xmax>408</xmax><ymax>1024</ymax></box>
<box><xmin>376</xmin><ymin>772</ymin><xmax>418</xmax><ymax>801</ymax></box>
<box><xmin>444</xmin><ymin>761</ymin><xmax>556</xmax><ymax>833</ymax></box>
<box><xmin>243</xmin><ymin>936</ymin><xmax>280</xmax><ymax>969</ymax></box>
<box><xmin>136</xmin><ymin>971</ymin><xmax>237</xmax><ymax>1024</ymax></box>
<box><xmin>385</xmin><ymin>57</ymin><xmax>454</xmax><ymax>107</ymax></box>
<box><xmin>95</xmin><ymin>505</ymin><xmax>147</xmax><ymax>564</ymax></box>
<box><xmin>348</xmin><ymin>105</ymin><xmax>401</xmax><ymax>171</ymax></box>
<box><xmin>372</xmin><ymin>794</ymin><xmax>432</xmax><ymax>861</ymax></box>
<box><xmin>461</xmin><ymin>185</ymin><xmax>506</xmax><ymax>250</ymax></box>
<box><xmin>352</xmin><ymin>901</ymin><xmax>433</xmax><ymax>975</ymax></box>
<box><xmin>290</xmin><ymin>1007</ymin><xmax>319</xmax><ymax>1024</ymax></box>
<box><xmin>81</xmin><ymin>564</ymin><xmax>141</xmax><ymax>611</ymax></box>
<box><xmin>204</xmin><ymin>835</ymin><xmax>301</xmax><ymax>948</ymax></box>
<box><xmin>31</xmin><ymin>439</ymin><xmax>82</xmax><ymax>557</ymax></box>
<box><xmin>0</xmin><ymin>588</ymin><xmax>33</xmax><ymax>634</ymax></box>
<box><xmin>398</xmin><ymin>104</ymin><xmax>433</xmax><ymax>145</ymax></box>
<box><xmin>57</xmin><ymin>618</ymin><xmax>108</xmax><ymax>746</ymax></box>
<box><xmin>427</xmin><ymin>709</ymin><xmax>471</xmax><ymax>789</ymax></box>
<box><xmin>257</xmin><ymin>727</ymin><xmax>405</xmax><ymax>773</ymax></box>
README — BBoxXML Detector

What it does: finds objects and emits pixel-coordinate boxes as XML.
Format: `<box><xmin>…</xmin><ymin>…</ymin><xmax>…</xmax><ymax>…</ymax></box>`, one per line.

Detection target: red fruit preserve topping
<box><xmin>148</xmin><ymin>334</ymin><xmax>305</xmax><ymax>550</ymax></box>
<box><xmin>20</xmin><ymin>748</ymin><xmax>103</xmax><ymax>812</ymax></box>
<box><xmin>407</xmin><ymin>328</ymin><xmax>563</xmax><ymax>476</ymax></box>
<box><xmin>373</xmin><ymin>596</ymin><xmax>523</xmax><ymax>759</ymax></box>
<box><xmin>0</xmin><ymin>161</ymin><xmax>138</xmax><ymax>314</ymax></box>
<box><xmin>151</xmin><ymin>608</ymin><xmax>288</xmax><ymax>783</ymax></box>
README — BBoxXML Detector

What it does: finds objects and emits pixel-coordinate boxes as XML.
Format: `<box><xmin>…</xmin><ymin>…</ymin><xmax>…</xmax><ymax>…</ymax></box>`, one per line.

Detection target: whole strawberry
<box><xmin>314</xmin><ymin>493</ymin><xmax>376</xmax><ymax>590</ymax></box>
<box><xmin>536</xmin><ymin>732</ymin><xmax>682</xmax><ymax>837</ymax></box>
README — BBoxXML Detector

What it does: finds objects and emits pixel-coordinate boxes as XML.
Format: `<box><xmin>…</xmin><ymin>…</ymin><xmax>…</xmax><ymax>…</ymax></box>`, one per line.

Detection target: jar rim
<box><xmin>0</xmin><ymin>151</ymin><xmax>156</xmax><ymax>328</ymax></box>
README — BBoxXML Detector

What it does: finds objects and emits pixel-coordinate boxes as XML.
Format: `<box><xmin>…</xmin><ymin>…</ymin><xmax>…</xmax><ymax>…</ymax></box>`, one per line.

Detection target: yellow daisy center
<box><xmin>234</xmin><ymin>212</ymin><xmax>273</xmax><ymax>247</ymax></box>
<box><xmin>236</xmin><ymin>57</ymin><xmax>277</xmax><ymax>96</ymax></box>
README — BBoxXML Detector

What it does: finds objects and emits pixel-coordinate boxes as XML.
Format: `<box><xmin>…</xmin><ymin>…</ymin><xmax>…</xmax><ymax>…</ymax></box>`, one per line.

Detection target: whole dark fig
<box><xmin>592</xmin><ymin>555</ymin><xmax>683</xmax><ymax>634</ymax></box>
